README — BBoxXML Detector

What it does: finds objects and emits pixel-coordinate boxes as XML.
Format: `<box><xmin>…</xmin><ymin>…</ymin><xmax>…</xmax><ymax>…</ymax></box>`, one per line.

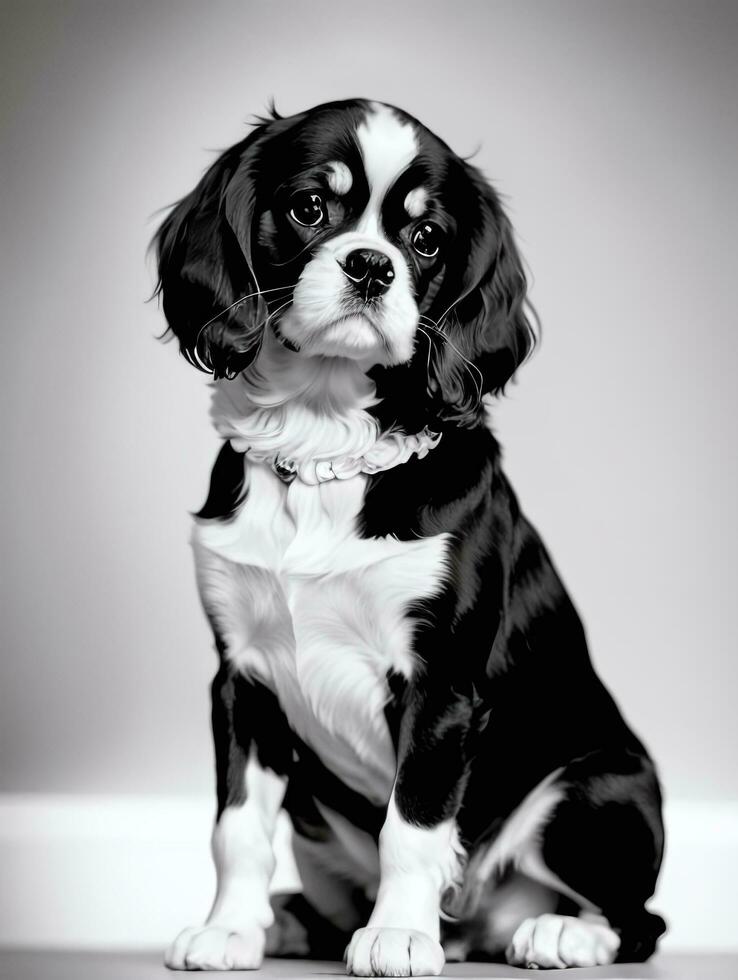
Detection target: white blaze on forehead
<box><xmin>355</xmin><ymin>104</ymin><xmax>418</xmax><ymax>208</ymax></box>
<box><xmin>404</xmin><ymin>186</ymin><xmax>428</xmax><ymax>219</ymax></box>
<box><xmin>326</xmin><ymin>161</ymin><xmax>353</xmax><ymax>195</ymax></box>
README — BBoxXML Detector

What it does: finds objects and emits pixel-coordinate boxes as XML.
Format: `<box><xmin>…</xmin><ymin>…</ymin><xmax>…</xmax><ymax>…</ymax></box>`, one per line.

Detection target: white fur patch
<box><xmin>196</xmin><ymin>353</ymin><xmax>451</xmax><ymax>803</ymax></box>
<box><xmin>355</xmin><ymin>104</ymin><xmax>418</xmax><ymax>233</ymax></box>
<box><xmin>210</xmin><ymin>328</ymin><xmax>380</xmax><ymax>477</ymax></box>
<box><xmin>404</xmin><ymin>186</ymin><xmax>428</xmax><ymax>219</ymax></box>
<box><xmin>208</xmin><ymin>756</ymin><xmax>284</xmax><ymax>931</ymax></box>
<box><xmin>194</xmin><ymin>484</ymin><xmax>450</xmax><ymax>803</ymax></box>
<box><xmin>367</xmin><ymin>794</ymin><xmax>465</xmax><ymax>938</ymax></box>
<box><xmin>286</xmin><ymin>237</ymin><xmax>419</xmax><ymax>364</ymax></box>
<box><xmin>165</xmin><ymin>754</ymin><xmax>285</xmax><ymax>970</ymax></box>
<box><xmin>326</xmin><ymin>160</ymin><xmax>353</xmax><ymax>195</ymax></box>
<box><xmin>345</xmin><ymin>794</ymin><xmax>463</xmax><ymax>975</ymax></box>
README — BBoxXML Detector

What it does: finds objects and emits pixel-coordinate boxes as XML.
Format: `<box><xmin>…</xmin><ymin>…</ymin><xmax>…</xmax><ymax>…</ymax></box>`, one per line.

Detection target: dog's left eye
<box><xmin>411</xmin><ymin>221</ymin><xmax>443</xmax><ymax>258</ymax></box>
<box><xmin>289</xmin><ymin>192</ymin><xmax>326</xmax><ymax>228</ymax></box>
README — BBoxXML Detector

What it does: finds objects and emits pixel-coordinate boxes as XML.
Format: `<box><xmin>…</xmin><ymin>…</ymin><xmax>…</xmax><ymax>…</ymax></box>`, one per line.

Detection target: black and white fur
<box><xmin>154</xmin><ymin>100</ymin><xmax>666</xmax><ymax>975</ymax></box>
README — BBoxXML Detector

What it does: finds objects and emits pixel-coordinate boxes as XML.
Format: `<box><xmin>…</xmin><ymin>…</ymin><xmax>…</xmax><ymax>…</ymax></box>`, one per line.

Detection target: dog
<box><xmin>153</xmin><ymin>99</ymin><xmax>666</xmax><ymax>975</ymax></box>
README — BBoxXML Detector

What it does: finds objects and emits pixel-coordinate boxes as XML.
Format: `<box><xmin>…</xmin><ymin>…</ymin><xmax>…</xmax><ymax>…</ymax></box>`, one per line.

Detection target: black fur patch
<box><xmin>195</xmin><ymin>441</ymin><xmax>247</xmax><ymax>521</ymax></box>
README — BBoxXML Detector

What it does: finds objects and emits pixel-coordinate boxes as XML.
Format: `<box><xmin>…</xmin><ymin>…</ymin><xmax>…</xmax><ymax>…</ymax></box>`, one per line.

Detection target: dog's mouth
<box><xmin>323</xmin><ymin>310</ymin><xmax>380</xmax><ymax>333</ymax></box>
<box><xmin>273</xmin><ymin>307</ymin><xmax>390</xmax><ymax>358</ymax></box>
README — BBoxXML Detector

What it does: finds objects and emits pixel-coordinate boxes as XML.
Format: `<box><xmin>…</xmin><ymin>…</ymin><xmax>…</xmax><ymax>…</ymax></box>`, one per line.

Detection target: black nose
<box><xmin>340</xmin><ymin>249</ymin><xmax>395</xmax><ymax>300</ymax></box>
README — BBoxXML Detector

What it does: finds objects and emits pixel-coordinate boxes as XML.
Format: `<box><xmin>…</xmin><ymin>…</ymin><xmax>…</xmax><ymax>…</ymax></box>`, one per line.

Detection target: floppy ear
<box><xmin>427</xmin><ymin>163</ymin><xmax>536</xmax><ymax>425</ymax></box>
<box><xmin>153</xmin><ymin>120</ymin><xmax>283</xmax><ymax>379</ymax></box>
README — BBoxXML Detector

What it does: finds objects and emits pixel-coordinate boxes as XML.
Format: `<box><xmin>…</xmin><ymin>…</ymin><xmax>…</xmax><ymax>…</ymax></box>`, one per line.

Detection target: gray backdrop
<box><xmin>1</xmin><ymin>0</ymin><xmax>736</xmax><ymax>810</ymax></box>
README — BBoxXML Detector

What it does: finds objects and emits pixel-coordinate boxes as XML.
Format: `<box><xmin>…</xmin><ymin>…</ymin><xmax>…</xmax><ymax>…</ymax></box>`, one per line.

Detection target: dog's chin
<box><xmin>279</xmin><ymin>311</ymin><xmax>406</xmax><ymax>365</ymax></box>
<box><xmin>312</xmin><ymin>314</ymin><xmax>387</xmax><ymax>360</ymax></box>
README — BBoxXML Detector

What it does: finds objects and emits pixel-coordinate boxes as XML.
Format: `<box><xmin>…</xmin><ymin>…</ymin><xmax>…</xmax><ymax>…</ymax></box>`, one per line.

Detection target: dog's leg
<box><xmin>346</xmin><ymin>682</ymin><xmax>475</xmax><ymax>977</ymax></box>
<box><xmin>505</xmin><ymin>748</ymin><xmax>666</xmax><ymax>968</ymax></box>
<box><xmin>166</xmin><ymin>668</ymin><xmax>289</xmax><ymax>971</ymax></box>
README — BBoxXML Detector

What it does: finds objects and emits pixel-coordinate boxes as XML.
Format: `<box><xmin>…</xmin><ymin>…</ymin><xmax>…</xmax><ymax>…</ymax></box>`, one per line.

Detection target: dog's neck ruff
<box><xmin>209</xmin><ymin>329</ymin><xmax>441</xmax><ymax>486</ymax></box>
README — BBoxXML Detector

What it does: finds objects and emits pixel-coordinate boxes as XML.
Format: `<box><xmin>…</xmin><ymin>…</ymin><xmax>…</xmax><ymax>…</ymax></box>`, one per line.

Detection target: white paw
<box><xmin>506</xmin><ymin>913</ymin><xmax>621</xmax><ymax>969</ymax></box>
<box><xmin>346</xmin><ymin>927</ymin><xmax>444</xmax><ymax>977</ymax></box>
<box><xmin>165</xmin><ymin>923</ymin><xmax>266</xmax><ymax>970</ymax></box>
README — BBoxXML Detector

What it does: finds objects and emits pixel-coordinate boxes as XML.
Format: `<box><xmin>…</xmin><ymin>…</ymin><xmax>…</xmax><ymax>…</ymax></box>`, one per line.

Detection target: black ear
<box><xmin>152</xmin><ymin>120</ymin><xmax>279</xmax><ymax>379</ymax></box>
<box><xmin>427</xmin><ymin>163</ymin><xmax>537</xmax><ymax>425</ymax></box>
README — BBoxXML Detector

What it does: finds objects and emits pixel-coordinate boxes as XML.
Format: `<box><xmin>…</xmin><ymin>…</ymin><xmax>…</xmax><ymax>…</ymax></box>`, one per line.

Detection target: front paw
<box><xmin>345</xmin><ymin>927</ymin><xmax>444</xmax><ymax>977</ymax></box>
<box><xmin>165</xmin><ymin>923</ymin><xmax>266</xmax><ymax>970</ymax></box>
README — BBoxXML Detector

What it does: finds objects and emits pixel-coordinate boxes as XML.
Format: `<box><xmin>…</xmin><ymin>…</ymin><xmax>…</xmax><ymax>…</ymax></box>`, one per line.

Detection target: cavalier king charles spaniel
<box><xmin>153</xmin><ymin>99</ymin><xmax>665</xmax><ymax>976</ymax></box>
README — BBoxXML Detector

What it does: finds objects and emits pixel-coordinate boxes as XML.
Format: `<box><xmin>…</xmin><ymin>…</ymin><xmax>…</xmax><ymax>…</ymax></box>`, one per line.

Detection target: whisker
<box><xmin>263</xmin><ymin>298</ymin><xmax>293</xmax><ymax>327</ymax></box>
<box><xmin>198</xmin><ymin>283</ymin><xmax>296</xmax><ymax>334</ymax></box>
<box><xmin>270</xmin><ymin>238</ymin><xmax>322</xmax><ymax>267</ymax></box>
<box><xmin>194</xmin><ymin>283</ymin><xmax>297</xmax><ymax>365</ymax></box>
<box><xmin>435</xmin><ymin>295</ymin><xmax>465</xmax><ymax>328</ymax></box>
<box><xmin>418</xmin><ymin>312</ymin><xmax>446</xmax><ymax>331</ymax></box>
<box><xmin>218</xmin><ymin>298</ymin><xmax>295</xmax><ymax>381</ymax></box>
<box><xmin>416</xmin><ymin>327</ymin><xmax>434</xmax><ymax>386</ymax></box>
<box><xmin>417</xmin><ymin>318</ymin><xmax>484</xmax><ymax>408</ymax></box>
<box><xmin>246</xmin><ymin>298</ymin><xmax>293</xmax><ymax>347</ymax></box>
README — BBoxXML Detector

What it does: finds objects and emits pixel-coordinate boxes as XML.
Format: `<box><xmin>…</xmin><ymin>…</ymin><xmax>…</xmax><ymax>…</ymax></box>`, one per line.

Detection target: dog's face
<box><xmin>259</xmin><ymin>105</ymin><xmax>429</xmax><ymax>366</ymax></box>
<box><xmin>155</xmin><ymin>99</ymin><xmax>534</xmax><ymax>425</ymax></box>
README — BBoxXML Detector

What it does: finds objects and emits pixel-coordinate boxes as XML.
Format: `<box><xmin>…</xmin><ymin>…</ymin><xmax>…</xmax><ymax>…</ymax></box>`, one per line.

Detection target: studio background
<box><xmin>1</xmin><ymin>0</ymin><xmax>736</xmax><ymax>953</ymax></box>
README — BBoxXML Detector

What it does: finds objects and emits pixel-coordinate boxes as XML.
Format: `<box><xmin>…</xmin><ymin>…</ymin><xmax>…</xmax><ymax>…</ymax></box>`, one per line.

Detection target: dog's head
<box><xmin>154</xmin><ymin>99</ymin><xmax>535</xmax><ymax>426</ymax></box>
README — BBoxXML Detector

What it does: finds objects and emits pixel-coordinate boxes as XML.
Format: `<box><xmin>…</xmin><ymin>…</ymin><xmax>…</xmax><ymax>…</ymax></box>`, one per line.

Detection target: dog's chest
<box><xmin>194</xmin><ymin>463</ymin><xmax>450</xmax><ymax>803</ymax></box>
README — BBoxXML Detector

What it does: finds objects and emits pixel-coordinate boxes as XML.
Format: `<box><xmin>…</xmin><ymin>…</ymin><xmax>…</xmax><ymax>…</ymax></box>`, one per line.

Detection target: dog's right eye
<box><xmin>289</xmin><ymin>192</ymin><xmax>326</xmax><ymax>228</ymax></box>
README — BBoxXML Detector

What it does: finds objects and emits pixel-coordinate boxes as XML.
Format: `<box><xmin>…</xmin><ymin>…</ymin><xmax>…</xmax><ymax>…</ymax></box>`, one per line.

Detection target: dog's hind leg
<box><xmin>506</xmin><ymin>748</ymin><xmax>667</xmax><ymax>968</ymax></box>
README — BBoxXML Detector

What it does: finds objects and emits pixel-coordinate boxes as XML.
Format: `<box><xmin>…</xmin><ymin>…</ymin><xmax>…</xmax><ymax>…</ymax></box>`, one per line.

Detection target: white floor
<box><xmin>2</xmin><ymin>950</ymin><xmax>738</xmax><ymax>980</ymax></box>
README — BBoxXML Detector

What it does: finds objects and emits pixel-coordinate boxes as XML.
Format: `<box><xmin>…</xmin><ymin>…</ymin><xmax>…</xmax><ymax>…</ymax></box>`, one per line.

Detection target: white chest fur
<box><xmin>192</xmin><ymin>343</ymin><xmax>450</xmax><ymax>804</ymax></box>
<box><xmin>194</xmin><ymin>467</ymin><xmax>450</xmax><ymax>804</ymax></box>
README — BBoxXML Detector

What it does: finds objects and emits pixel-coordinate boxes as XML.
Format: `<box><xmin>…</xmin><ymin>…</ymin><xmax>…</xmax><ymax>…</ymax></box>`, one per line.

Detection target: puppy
<box><xmin>154</xmin><ymin>99</ymin><xmax>666</xmax><ymax>975</ymax></box>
